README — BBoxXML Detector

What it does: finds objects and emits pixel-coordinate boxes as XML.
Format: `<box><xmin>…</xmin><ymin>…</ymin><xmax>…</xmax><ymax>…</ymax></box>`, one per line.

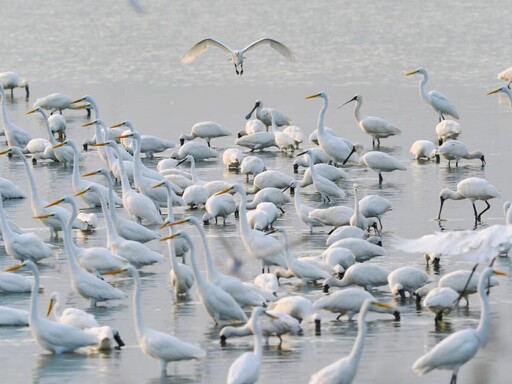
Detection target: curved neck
<box><xmin>191</xmin><ymin>219</ymin><xmax>219</xmax><ymax>280</ymax></box>
<box><xmin>95</xmin><ymin>188</ymin><xmax>119</xmax><ymax>243</ymax></box>
<box><xmin>71</xmin><ymin>143</ymin><xmax>81</xmax><ymax>187</ymax></box>
<box><xmin>353</xmin><ymin>99</ymin><xmax>364</xmax><ymax>124</ymax></box>
<box><xmin>38</xmin><ymin>110</ymin><xmax>58</xmax><ymax>145</ymax></box>
<box><xmin>418</xmin><ymin>72</ymin><xmax>429</xmax><ymax>103</ymax></box>
<box><xmin>188</xmin><ymin>157</ymin><xmax>199</xmax><ymax>184</ymax></box>
<box><xmin>102</xmin><ymin>171</ymin><xmax>120</xmax><ymax>223</ymax></box>
<box><xmin>317</xmin><ymin>96</ymin><xmax>328</xmax><ymax>136</ymax></box>
<box><xmin>164</xmin><ymin>187</ymin><xmax>180</xmax><ymax>270</ymax></box>
<box><xmin>184</xmin><ymin>234</ymin><xmax>206</xmax><ymax>288</ymax></box>
<box><xmin>269</xmin><ymin>113</ymin><xmax>277</xmax><ymax>133</ymax></box>
<box><xmin>349</xmin><ymin>301</ymin><xmax>369</xmax><ymax>364</ymax></box>
<box><xmin>252</xmin><ymin>312</ymin><xmax>263</xmax><ymax>358</ymax></box>
<box><xmin>61</xmin><ymin>202</ymin><xmax>82</xmax><ymax>274</ymax></box>
<box><xmin>110</xmin><ymin>144</ymin><xmax>132</xmax><ymax>195</ymax></box>
<box><xmin>445</xmin><ymin>189</ymin><xmax>464</xmax><ymax>201</ymax></box>
<box><xmin>0</xmin><ymin>88</ymin><xmax>11</xmax><ymax>128</ymax></box>
<box><xmin>88</xmin><ymin>98</ymin><xmax>100</xmax><ymax>120</ymax></box>
<box><xmin>131</xmin><ymin>139</ymin><xmax>145</xmax><ymax>187</ymax></box>
<box><xmin>280</xmin><ymin>231</ymin><xmax>296</xmax><ymax>270</ymax></box>
<box><xmin>475</xmin><ymin>273</ymin><xmax>491</xmax><ymax>344</ymax></box>
<box><xmin>353</xmin><ymin>188</ymin><xmax>360</xmax><ymax>216</ymax></box>
<box><xmin>17</xmin><ymin>151</ymin><xmax>46</xmax><ymax>211</ymax></box>
<box><xmin>131</xmin><ymin>268</ymin><xmax>146</xmax><ymax>341</ymax></box>
<box><xmin>52</xmin><ymin>296</ymin><xmax>63</xmax><ymax>320</ymax></box>
<box><xmin>0</xmin><ymin>198</ymin><xmax>14</xmax><ymax>239</ymax></box>
<box><xmin>28</xmin><ymin>264</ymin><xmax>41</xmax><ymax>326</ymax></box>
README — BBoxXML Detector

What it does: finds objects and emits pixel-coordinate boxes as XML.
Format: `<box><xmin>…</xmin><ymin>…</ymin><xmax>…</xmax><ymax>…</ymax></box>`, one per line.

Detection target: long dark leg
<box><xmin>434</xmin><ymin>312</ymin><xmax>443</xmax><ymax>324</ymax></box>
<box><xmin>234</xmin><ymin>64</ymin><xmax>239</xmax><ymax>75</ymax></box>
<box><xmin>240</xmin><ymin>63</ymin><xmax>244</xmax><ymax>75</ymax></box>
<box><xmin>450</xmin><ymin>372</ymin><xmax>457</xmax><ymax>384</ymax></box>
<box><xmin>455</xmin><ymin>263</ymin><xmax>478</xmax><ymax>306</ymax></box>
<box><xmin>378</xmin><ymin>173</ymin><xmax>383</xmax><ymax>185</ymax></box>
<box><xmin>472</xmin><ymin>202</ymin><xmax>479</xmax><ymax>223</ymax></box>
<box><xmin>477</xmin><ymin>201</ymin><xmax>491</xmax><ymax>222</ymax></box>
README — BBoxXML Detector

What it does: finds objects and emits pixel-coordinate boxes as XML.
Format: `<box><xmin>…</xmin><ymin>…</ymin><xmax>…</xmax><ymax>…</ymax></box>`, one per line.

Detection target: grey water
<box><xmin>0</xmin><ymin>1</ymin><xmax>511</xmax><ymax>383</ymax></box>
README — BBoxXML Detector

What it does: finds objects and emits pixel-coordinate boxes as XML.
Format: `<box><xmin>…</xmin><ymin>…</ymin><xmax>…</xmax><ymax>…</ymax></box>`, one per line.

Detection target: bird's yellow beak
<box><xmin>75</xmin><ymin>188</ymin><xmax>90</xmax><ymax>197</ymax></box>
<box><xmin>160</xmin><ymin>232</ymin><xmax>181</xmax><ymax>241</ymax></box>
<box><xmin>372</xmin><ymin>301</ymin><xmax>394</xmax><ymax>309</ymax></box>
<box><xmin>486</xmin><ymin>88</ymin><xmax>501</xmax><ymax>95</ymax></box>
<box><xmin>46</xmin><ymin>298</ymin><xmax>54</xmax><ymax>317</ymax></box>
<box><xmin>152</xmin><ymin>181</ymin><xmax>165</xmax><ymax>189</ymax></box>
<box><xmin>82</xmin><ymin>170</ymin><xmax>100</xmax><ymax>177</ymax></box>
<box><xmin>214</xmin><ymin>186</ymin><xmax>235</xmax><ymax>196</ymax></box>
<box><xmin>33</xmin><ymin>213</ymin><xmax>53</xmax><ymax>219</ymax></box>
<box><xmin>82</xmin><ymin>120</ymin><xmax>98</xmax><ymax>127</ymax></box>
<box><xmin>103</xmin><ymin>267</ymin><xmax>129</xmax><ymax>276</ymax></box>
<box><xmin>52</xmin><ymin>141</ymin><xmax>67</xmax><ymax>149</ymax></box>
<box><xmin>91</xmin><ymin>142</ymin><xmax>109</xmax><ymax>147</ymax></box>
<box><xmin>493</xmin><ymin>270</ymin><xmax>507</xmax><ymax>276</ymax></box>
<box><xmin>116</xmin><ymin>133</ymin><xmax>132</xmax><ymax>139</ymax></box>
<box><xmin>4</xmin><ymin>264</ymin><xmax>24</xmax><ymax>272</ymax></box>
<box><xmin>70</xmin><ymin>97</ymin><xmax>85</xmax><ymax>105</ymax></box>
<box><xmin>44</xmin><ymin>198</ymin><xmax>65</xmax><ymax>208</ymax></box>
<box><xmin>159</xmin><ymin>218</ymin><xmax>189</xmax><ymax>230</ymax></box>
<box><xmin>405</xmin><ymin>69</ymin><xmax>419</xmax><ymax>76</ymax></box>
<box><xmin>110</xmin><ymin>122</ymin><xmax>125</xmax><ymax>129</ymax></box>
<box><xmin>26</xmin><ymin>108</ymin><xmax>38</xmax><ymax>115</ymax></box>
<box><xmin>305</xmin><ymin>93</ymin><xmax>321</xmax><ymax>100</ymax></box>
<box><xmin>0</xmin><ymin>149</ymin><xmax>11</xmax><ymax>155</ymax></box>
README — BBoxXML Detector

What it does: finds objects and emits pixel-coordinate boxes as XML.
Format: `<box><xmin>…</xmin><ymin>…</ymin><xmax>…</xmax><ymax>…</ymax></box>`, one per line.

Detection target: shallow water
<box><xmin>0</xmin><ymin>1</ymin><xmax>511</xmax><ymax>383</ymax></box>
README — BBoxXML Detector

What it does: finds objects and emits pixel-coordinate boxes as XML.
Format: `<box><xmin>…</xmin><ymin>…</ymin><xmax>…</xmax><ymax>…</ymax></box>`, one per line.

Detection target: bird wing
<box><xmin>181</xmin><ymin>38</ymin><xmax>234</xmax><ymax>64</ymax></box>
<box><xmin>242</xmin><ymin>38</ymin><xmax>298</xmax><ymax>62</ymax></box>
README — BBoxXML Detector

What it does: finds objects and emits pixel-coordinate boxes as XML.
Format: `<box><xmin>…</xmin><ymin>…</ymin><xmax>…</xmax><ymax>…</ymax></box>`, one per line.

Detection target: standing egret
<box><xmin>245</xmin><ymin>100</ymin><xmax>292</xmax><ymax>127</ymax></box>
<box><xmin>5</xmin><ymin>261</ymin><xmax>100</xmax><ymax>353</ymax></box>
<box><xmin>161</xmin><ymin>231</ymin><xmax>247</xmax><ymax>325</ymax></box>
<box><xmin>339</xmin><ymin>95</ymin><xmax>401</xmax><ymax>147</ymax></box>
<box><xmin>322</xmin><ymin>263</ymin><xmax>390</xmax><ymax>293</ymax></box>
<box><xmin>0</xmin><ymin>85</ymin><xmax>32</xmax><ymax>148</ymax></box>
<box><xmin>182</xmin><ymin>37</ymin><xmax>298</xmax><ymax>76</ymax></box>
<box><xmin>33</xmin><ymin>93</ymin><xmax>90</xmax><ymax>116</ymax></box>
<box><xmin>359</xmin><ymin>194</ymin><xmax>392</xmax><ymax>231</ymax></box>
<box><xmin>438</xmin><ymin>177</ymin><xmax>500</xmax><ymax>224</ymax></box>
<box><xmin>406</xmin><ymin>67</ymin><xmax>460</xmax><ymax>121</ymax></box>
<box><xmin>226</xmin><ymin>307</ymin><xmax>268</xmax><ymax>384</ymax></box>
<box><xmin>437</xmin><ymin>140</ymin><xmax>485</xmax><ymax>167</ymax></box>
<box><xmin>110</xmin><ymin>265</ymin><xmax>204</xmax><ymax>373</ymax></box>
<box><xmin>349</xmin><ymin>184</ymin><xmax>368</xmax><ymax>231</ymax></box>
<box><xmin>309</xmin><ymin>298</ymin><xmax>394</xmax><ymax>384</ymax></box>
<box><xmin>110</xmin><ymin>121</ymin><xmax>175</xmax><ymax>158</ymax></box>
<box><xmin>422</xmin><ymin>286</ymin><xmax>459</xmax><ymax>324</ymax></box>
<box><xmin>179</xmin><ymin>121</ymin><xmax>232</xmax><ymax>147</ymax></box>
<box><xmin>240</xmin><ymin>155</ymin><xmax>266</xmax><ymax>182</ymax></box>
<box><xmin>436</xmin><ymin>120</ymin><xmax>462</xmax><ymax>145</ymax></box>
<box><xmin>266</xmin><ymin>111</ymin><xmax>295</xmax><ymax>153</ymax></box>
<box><xmin>0</xmin><ymin>72</ymin><xmax>29</xmax><ymax>98</ymax></box>
<box><xmin>346</xmin><ymin>150</ymin><xmax>406</xmax><ymax>185</ymax></box>
<box><xmin>387</xmin><ymin>266</ymin><xmax>432</xmax><ymax>300</ymax></box>
<box><xmin>410</xmin><ymin>140</ymin><xmax>437</xmax><ymax>160</ymax></box>
<box><xmin>306</xmin><ymin>92</ymin><xmax>357</xmax><ymax>165</ymax></box>
<box><xmin>412</xmin><ymin>268</ymin><xmax>505</xmax><ymax>384</ymax></box>
<box><xmin>288</xmin><ymin>180</ymin><xmax>323</xmax><ymax>233</ymax></box>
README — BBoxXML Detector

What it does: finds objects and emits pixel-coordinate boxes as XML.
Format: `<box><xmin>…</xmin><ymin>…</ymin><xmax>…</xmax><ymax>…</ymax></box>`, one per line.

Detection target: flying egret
<box><xmin>339</xmin><ymin>94</ymin><xmax>401</xmax><ymax>147</ymax></box>
<box><xmin>437</xmin><ymin>139</ymin><xmax>485</xmax><ymax>167</ymax></box>
<box><xmin>183</xmin><ymin>37</ymin><xmax>297</xmax><ymax>75</ymax></box>
<box><xmin>5</xmin><ymin>261</ymin><xmax>100</xmax><ymax>353</ymax></box>
<box><xmin>313</xmin><ymin>288</ymin><xmax>399</xmax><ymax>321</ymax></box>
<box><xmin>109</xmin><ymin>265</ymin><xmax>204</xmax><ymax>373</ymax></box>
<box><xmin>406</xmin><ymin>67</ymin><xmax>460</xmax><ymax>121</ymax></box>
<box><xmin>0</xmin><ymin>72</ymin><xmax>29</xmax><ymax>98</ymax></box>
<box><xmin>179</xmin><ymin>121</ymin><xmax>231</xmax><ymax>147</ymax></box>
<box><xmin>438</xmin><ymin>177</ymin><xmax>500</xmax><ymax>224</ymax></box>
<box><xmin>412</xmin><ymin>268</ymin><xmax>505</xmax><ymax>384</ymax></box>
<box><xmin>309</xmin><ymin>298</ymin><xmax>395</xmax><ymax>384</ymax></box>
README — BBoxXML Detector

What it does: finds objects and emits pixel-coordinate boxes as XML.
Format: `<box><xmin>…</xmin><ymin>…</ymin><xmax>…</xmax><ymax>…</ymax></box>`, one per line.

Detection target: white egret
<box><xmin>0</xmin><ymin>147</ymin><xmax>92</xmax><ymax>236</ymax></box>
<box><xmin>247</xmin><ymin>209</ymin><xmax>273</xmax><ymax>231</ymax></box>
<box><xmin>313</xmin><ymin>288</ymin><xmax>400</xmax><ymax>321</ymax></box>
<box><xmin>0</xmin><ymin>177</ymin><xmax>26</xmax><ymax>199</ymax></box>
<box><xmin>220</xmin><ymin>308</ymin><xmax>301</xmax><ymax>344</ymax></box>
<box><xmin>240</xmin><ymin>155</ymin><xmax>266</xmax><ymax>182</ymax></box>
<box><xmin>283</xmin><ymin>125</ymin><xmax>304</xmax><ymax>149</ymax></box>
<box><xmin>110</xmin><ymin>120</ymin><xmax>175</xmax><ymax>158</ymax></box>
<box><xmin>238</xmin><ymin>119</ymin><xmax>266</xmax><ymax>137</ymax></box>
<box><xmin>387</xmin><ymin>266</ymin><xmax>432</xmax><ymax>300</ymax></box>
<box><xmin>322</xmin><ymin>263</ymin><xmax>390</xmax><ymax>293</ymax></box>
<box><xmin>179</xmin><ymin>121</ymin><xmax>231</xmax><ymax>147</ymax></box>
<box><xmin>269</xmin><ymin>296</ymin><xmax>321</xmax><ymax>330</ymax></box>
<box><xmin>222</xmin><ymin>147</ymin><xmax>244</xmax><ymax>170</ymax></box>
<box><xmin>0</xmin><ymin>269</ymin><xmax>33</xmax><ymax>293</ymax></box>
<box><xmin>46</xmin><ymin>292</ymin><xmax>99</xmax><ymax>329</ymax></box>
<box><xmin>5</xmin><ymin>261</ymin><xmax>100</xmax><ymax>353</ymax></box>
<box><xmin>246</xmin><ymin>99</ymin><xmax>292</xmax><ymax>127</ymax></box>
<box><xmin>299</xmin><ymin>163</ymin><xmax>348</xmax><ymax>188</ymax></box>
<box><xmin>436</xmin><ymin>120</ymin><xmax>462</xmax><ymax>145</ymax></box>
<box><xmin>255</xmin><ymin>202</ymin><xmax>279</xmax><ymax>227</ymax></box>
<box><xmin>245</xmin><ymin>187</ymin><xmax>291</xmax><ymax>214</ymax></box>
<box><xmin>0</xmin><ymin>196</ymin><xmax>54</xmax><ymax>263</ymax></box>
<box><xmin>254</xmin><ymin>273</ymin><xmax>279</xmax><ymax>297</ymax></box>
<box><xmin>487</xmin><ymin>85</ymin><xmax>512</xmax><ymax>107</ymax></box>
<box><xmin>37</xmin><ymin>199</ymin><xmax>126</xmax><ymax>306</ymax></box>
<box><xmin>321</xmin><ymin>247</ymin><xmax>356</xmax><ymax>272</ymax></box>
<box><xmin>247</xmin><ymin>170</ymin><xmax>295</xmax><ymax>194</ymax></box>
<box><xmin>439</xmin><ymin>270</ymin><xmax>499</xmax><ymax>306</ymax></box>
<box><xmin>48</xmin><ymin>113</ymin><xmax>67</xmax><ymax>140</ymax></box>
<box><xmin>94</xmin><ymin>141</ymin><xmax>163</xmax><ymax>225</ymax></box>
<box><xmin>216</xmin><ymin>184</ymin><xmax>287</xmax><ymax>272</ymax></box>
<box><xmin>183</xmin><ymin>37</ymin><xmax>297</xmax><ymax>76</ymax></box>
<box><xmin>308</xmin><ymin>206</ymin><xmax>355</xmax><ymax>230</ymax></box>
<box><xmin>266</xmin><ymin>111</ymin><xmax>295</xmax><ymax>153</ymax></box>
<box><xmin>327</xmin><ymin>238</ymin><xmax>385</xmax><ymax>262</ymax></box>
<box><xmin>294</xmin><ymin>147</ymin><xmax>330</xmax><ymax>173</ymax></box>
<box><xmin>78</xmin><ymin>186</ymin><xmax>164</xmax><ymax>267</ymax></box>
<box><xmin>0</xmin><ymin>72</ymin><xmax>28</xmax><ymax>97</ymax></box>
<box><xmin>438</xmin><ymin>177</ymin><xmax>500</xmax><ymax>223</ymax></box>
<box><xmin>0</xmin><ymin>305</ymin><xmax>28</xmax><ymax>326</ymax></box>
<box><xmin>306</xmin><ymin>92</ymin><xmax>358</xmax><ymax>165</ymax></box>
<box><xmin>410</xmin><ymin>140</ymin><xmax>437</xmax><ymax>160</ymax></box>
<box><xmin>235</xmin><ymin>131</ymin><xmax>278</xmax><ymax>151</ymax></box>
<box><xmin>288</xmin><ymin>180</ymin><xmax>323</xmax><ymax>233</ymax></box>
<box><xmin>176</xmin><ymin>155</ymin><xmax>208</xmax><ymax>209</ymax></box>
<box><xmin>161</xmin><ymin>231</ymin><xmax>248</xmax><ymax>325</ymax></box>
<box><xmin>326</xmin><ymin>226</ymin><xmax>365</xmax><ymax>246</ymax></box>
<box><xmin>309</xmin><ymin>298</ymin><xmax>394</xmax><ymax>384</ymax></box>
<box><xmin>26</xmin><ymin>107</ymin><xmax>66</xmax><ymax>164</ymax></box>
<box><xmin>437</xmin><ymin>139</ymin><xmax>485</xmax><ymax>167</ymax></box>
<box><xmin>170</xmin><ymin>141</ymin><xmax>219</xmax><ymax>161</ymax></box>
<box><xmin>226</xmin><ymin>307</ymin><xmax>267</xmax><ymax>384</ymax></box>
<box><xmin>359</xmin><ymin>194</ymin><xmax>392</xmax><ymax>231</ymax></box>
<box><xmin>497</xmin><ymin>66</ymin><xmax>512</xmax><ymax>85</ymax></box>
<box><xmin>111</xmin><ymin>265</ymin><xmax>204</xmax><ymax>373</ymax></box>
<box><xmin>0</xmin><ymin>84</ymin><xmax>32</xmax><ymax>148</ymax></box>
<box><xmin>412</xmin><ymin>268</ymin><xmax>505</xmax><ymax>384</ymax></box>
<box><xmin>347</xmin><ymin>150</ymin><xmax>406</xmax><ymax>185</ymax></box>
<box><xmin>422</xmin><ymin>286</ymin><xmax>459</xmax><ymax>323</ymax></box>
<box><xmin>406</xmin><ymin>67</ymin><xmax>460</xmax><ymax>121</ymax></box>
<box><xmin>33</xmin><ymin>93</ymin><xmax>90</xmax><ymax>116</ymax></box>
<box><xmin>339</xmin><ymin>94</ymin><xmax>401</xmax><ymax>147</ymax></box>
<box><xmin>349</xmin><ymin>184</ymin><xmax>368</xmax><ymax>231</ymax></box>
<box><xmin>83</xmin><ymin>168</ymin><xmax>160</xmax><ymax>243</ymax></box>
<box><xmin>202</xmin><ymin>192</ymin><xmax>237</xmax><ymax>225</ymax></box>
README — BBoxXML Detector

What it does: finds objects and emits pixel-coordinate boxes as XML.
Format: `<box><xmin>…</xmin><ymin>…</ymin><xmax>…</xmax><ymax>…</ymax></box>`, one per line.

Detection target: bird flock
<box><xmin>0</xmin><ymin>53</ymin><xmax>511</xmax><ymax>384</ymax></box>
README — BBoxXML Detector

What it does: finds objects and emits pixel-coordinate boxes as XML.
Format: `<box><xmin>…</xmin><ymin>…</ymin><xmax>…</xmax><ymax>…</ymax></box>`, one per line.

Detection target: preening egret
<box><xmin>0</xmin><ymin>85</ymin><xmax>32</xmax><ymax>148</ymax></box>
<box><xmin>0</xmin><ymin>72</ymin><xmax>29</xmax><ymax>98</ymax></box>
<box><xmin>309</xmin><ymin>298</ymin><xmax>394</xmax><ymax>384</ymax></box>
<box><xmin>410</xmin><ymin>140</ymin><xmax>437</xmax><ymax>160</ymax></box>
<box><xmin>339</xmin><ymin>94</ymin><xmax>401</xmax><ymax>147</ymax></box>
<box><xmin>406</xmin><ymin>67</ymin><xmax>460</xmax><ymax>121</ymax></box>
<box><xmin>412</xmin><ymin>268</ymin><xmax>505</xmax><ymax>384</ymax></box>
<box><xmin>387</xmin><ymin>266</ymin><xmax>432</xmax><ymax>299</ymax></box>
<box><xmin>438</xmin><ymin>177</ymin><xmax>500</xmax><ymax>224</ymax></box>
<box><xmin>436</xmin><ymin>120</ymin><xmax>462</xmax><ymax>145</ymax></box>
<box><xmin>161</xmin><ymin>232</ymin><xmax>248</xmax><ymax>325</ymax></box>
<box><xmin>322</xmin><ymin>263</ymin><xmax>390</xmax><ymax>292</ymax></box>
<box><xmin>179</xmin><ymin>121</ymin><xmax>231</xmax><ymax>147</ymax></box>
<box><xmin>5</xmin><ymin>261</ymin><xmax>100</xmax><ymax>353</ymax></box>
<box><xmin>111</xmin><ymin>265</ymin><xmax>204</xmax><ymax>373</ymax></box>
<box><xmin>313</xmin><ymin>288</ymin><xmax>399</xmax><ymax>322</ymax></box>
<box><xmin>182</xmin><ymin>37</ymin><xmax>298</xmax><ymax>75</ymax></box>
<box><xmin>437</xmin><ymin>139</ymin><xmax>485</xmax><ymax>167</ymax></box>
